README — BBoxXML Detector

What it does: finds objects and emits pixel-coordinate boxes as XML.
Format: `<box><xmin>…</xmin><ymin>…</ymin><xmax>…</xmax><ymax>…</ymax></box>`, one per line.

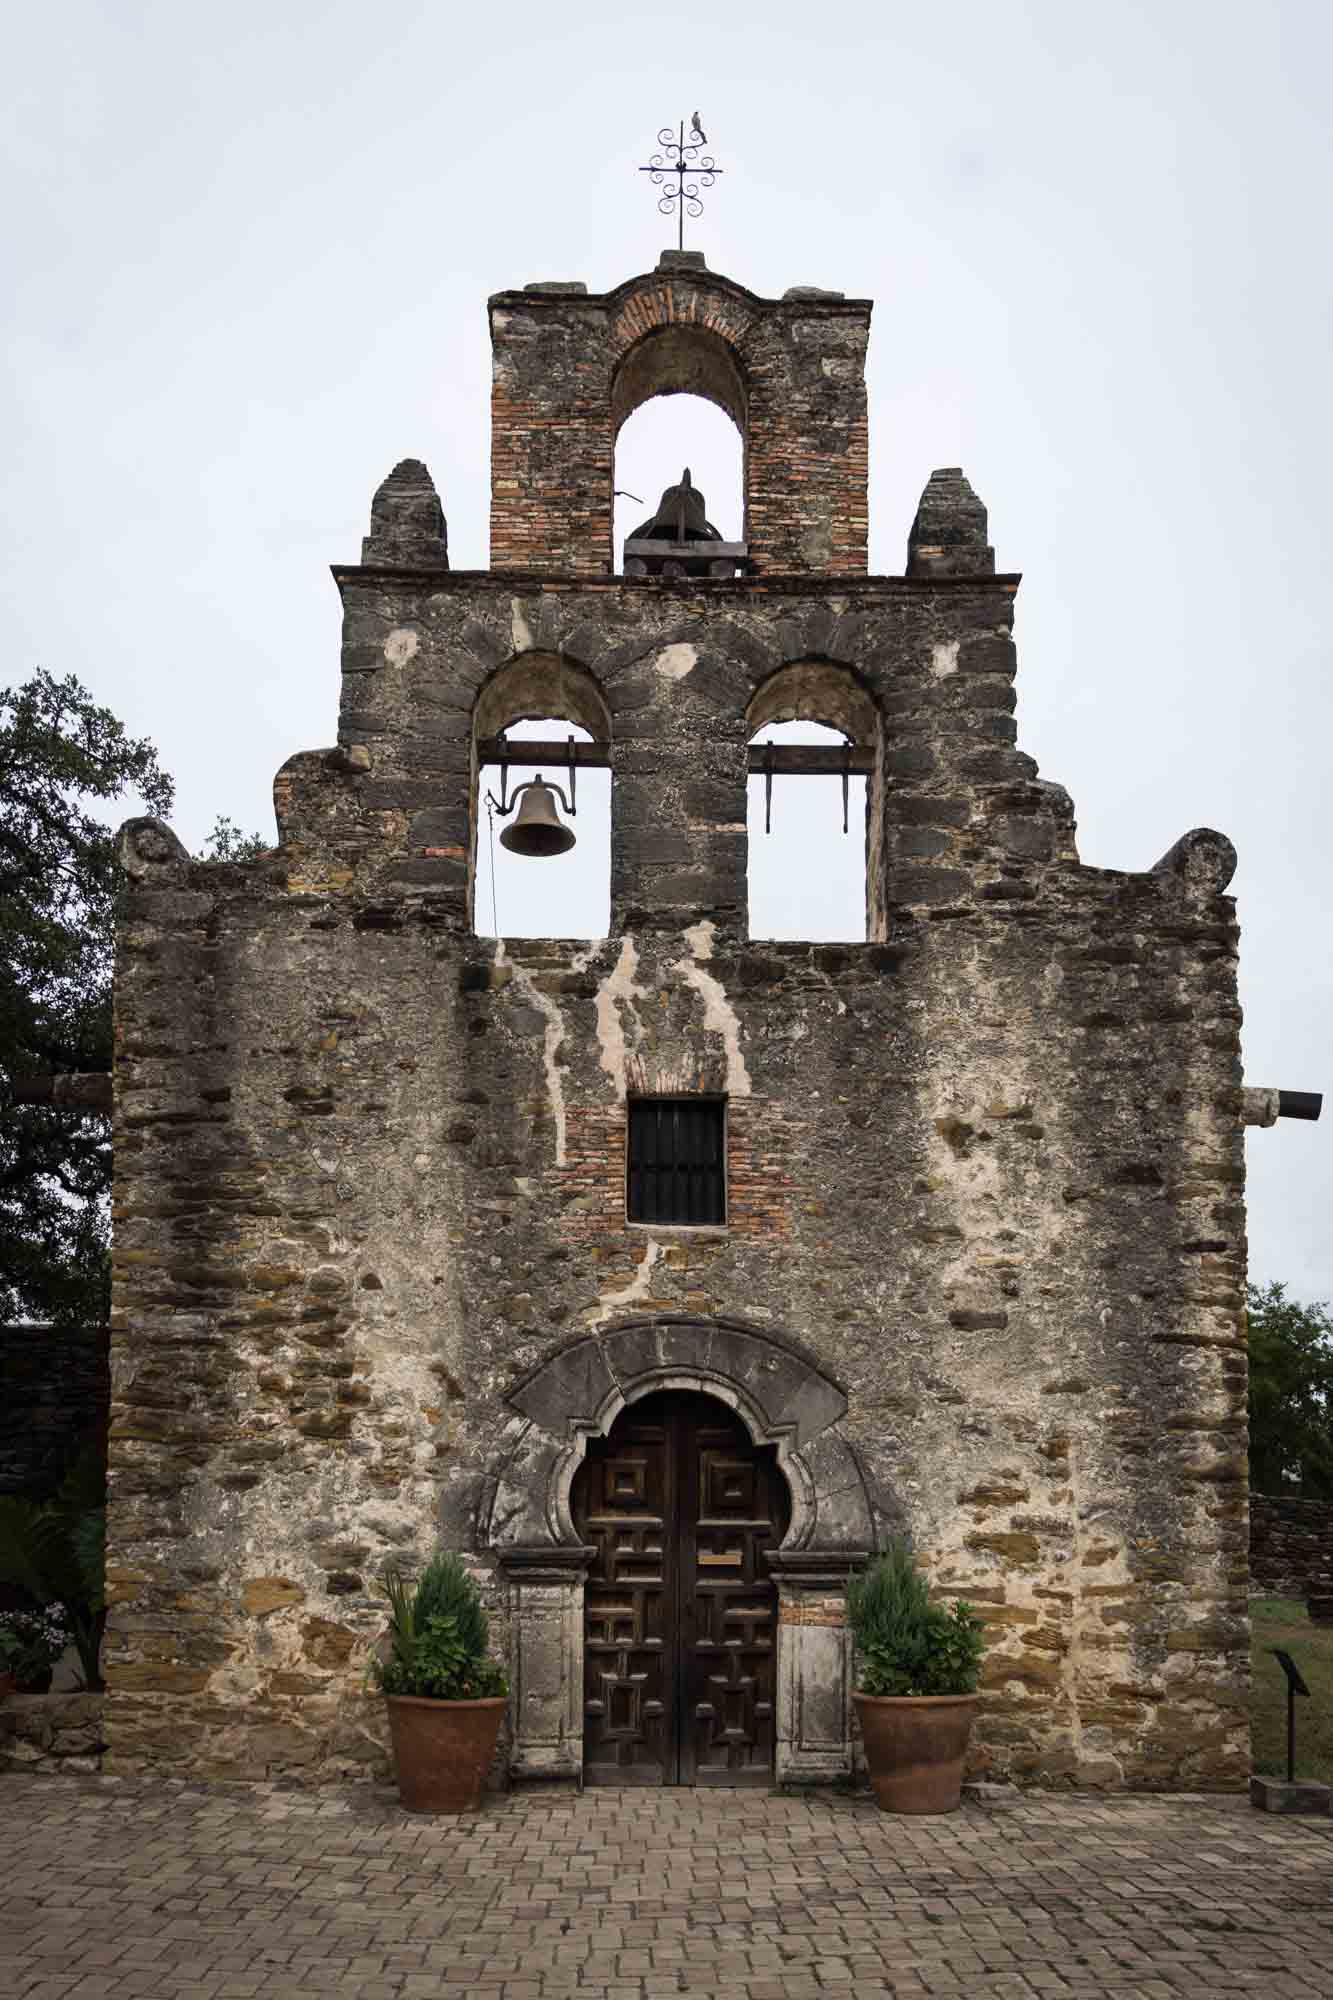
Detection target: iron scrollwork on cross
<box><xmin>638</xmin><ymin>113</ymin><xmax>723</xmax><ymax>250</ymax></box>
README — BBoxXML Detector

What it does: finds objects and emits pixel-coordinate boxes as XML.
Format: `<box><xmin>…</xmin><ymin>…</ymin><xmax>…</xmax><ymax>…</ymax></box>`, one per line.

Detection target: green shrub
<box><xmin>846</xmin><ymin>1542</ymin><xmax>986</xmax><ymax>1697</ymax></box>
<box><xmin>369</xmin><ymin>1552</ymin><xmax>507</xmax><ymax>1701</ymax></box>
<box><xmin>0</xmin><ymin>1445</ymin><xmax>106</xmax><ymax>1690</ymax></box>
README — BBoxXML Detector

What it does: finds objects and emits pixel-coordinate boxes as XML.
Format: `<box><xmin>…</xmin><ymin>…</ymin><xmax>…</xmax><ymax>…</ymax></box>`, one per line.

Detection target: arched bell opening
<box><xmin>611</xmin><ymin>326</ymin><xmax>749</xmax><ymax>576</ymax></box>
<box><xmin>470</xmin><ymin>652</ymin><xmax>612</xmax><ymax>941</ymax></box>
<box><xmin>570</xmin><ymin>1386</ymin><xmax>792</xmax><ymax>1786</ymax></box>
<box><xmin>746</xmin><ymin>660</ymin><xmax>885</xmax><ymax>943</ymax></box>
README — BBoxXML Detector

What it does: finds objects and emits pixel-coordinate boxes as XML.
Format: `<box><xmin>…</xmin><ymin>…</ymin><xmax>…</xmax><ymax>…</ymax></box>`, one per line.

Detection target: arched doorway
<box><xmin>571</xmin><ymin>1388</ymin><xmax>790</xmax><ymax>1786</ymax></box>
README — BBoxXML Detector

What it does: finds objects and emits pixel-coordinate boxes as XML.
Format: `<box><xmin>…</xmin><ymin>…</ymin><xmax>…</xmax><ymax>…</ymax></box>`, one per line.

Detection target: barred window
<box><xmin>627</xmin><ymin>1098</ymin><xmax>726</xmax><ymax>1226</ymax></box>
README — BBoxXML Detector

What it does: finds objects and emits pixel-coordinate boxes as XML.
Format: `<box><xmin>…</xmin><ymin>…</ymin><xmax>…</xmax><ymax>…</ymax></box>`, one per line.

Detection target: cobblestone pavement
<box><xmin>4</xmin><ymin>1778</ymin><xmax>1333</xmax><ymax>2000</ymax></box>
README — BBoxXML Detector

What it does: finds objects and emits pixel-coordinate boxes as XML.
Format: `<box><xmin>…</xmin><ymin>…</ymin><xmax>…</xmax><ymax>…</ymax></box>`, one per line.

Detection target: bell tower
<box><xmin>488</xmin><ymin>250</ymin><xmax>871</xmax><ymax>575</ymax></box>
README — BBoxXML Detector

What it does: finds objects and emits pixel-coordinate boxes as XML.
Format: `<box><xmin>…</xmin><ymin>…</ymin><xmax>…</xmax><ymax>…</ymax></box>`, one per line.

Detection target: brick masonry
<box><xmin>490</xmin><ymin>253</ymin><xmax>870</xmax><ymax>576</ymax></box>
<box><xmin>101</xmin><ymin>252</ymin><xmax>1255</xmax><ymax>1794</ymax></box>
<box><xmin>5</xmin><ymin>1780</ymin><xmax>1333</xmax><ymax>1999</ymax></box>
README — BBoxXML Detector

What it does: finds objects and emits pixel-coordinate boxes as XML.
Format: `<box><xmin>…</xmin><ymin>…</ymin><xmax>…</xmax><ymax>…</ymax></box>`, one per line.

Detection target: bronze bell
<box><xmin>499</xmin><ymin>778</ymin><xmax>576</xmax><ymax>857</ymax></box>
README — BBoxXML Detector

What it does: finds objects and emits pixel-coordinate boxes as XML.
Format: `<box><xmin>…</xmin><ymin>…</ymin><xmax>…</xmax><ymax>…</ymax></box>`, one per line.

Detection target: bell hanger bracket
<box><xmin>487</xmin><ymin>733</ymin><xmax>578</xmax><ymax>821</ymax></box>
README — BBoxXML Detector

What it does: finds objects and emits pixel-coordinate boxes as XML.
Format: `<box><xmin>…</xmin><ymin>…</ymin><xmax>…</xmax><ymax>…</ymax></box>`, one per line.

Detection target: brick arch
<box><xmin>608</xmin><ymin>277</ymin><xmax>761</xmax><ymax>370</ymax></box>
<box><xmin>611</xmin><ymin>326</ymin><xmax>751</xmax><ymax>439</ymax></box>
<box><xmin>609</xmin><ymin>292</ymin><xmax>757</xmax><ymax>556</ymax></box>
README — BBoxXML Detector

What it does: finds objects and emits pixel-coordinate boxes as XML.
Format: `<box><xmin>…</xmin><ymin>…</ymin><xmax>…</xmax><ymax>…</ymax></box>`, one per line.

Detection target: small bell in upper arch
<box><xmin>498</xmin><ymin>778</ymin><xmax>576</xmax><ymax>857</ymax></box>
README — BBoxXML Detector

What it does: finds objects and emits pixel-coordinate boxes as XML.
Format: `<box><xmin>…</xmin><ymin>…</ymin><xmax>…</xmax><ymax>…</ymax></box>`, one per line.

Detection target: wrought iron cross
<box><xmin>638</xmin><ymin>113</ymin><xmax>723</xmax><ymax>250</ymax></box>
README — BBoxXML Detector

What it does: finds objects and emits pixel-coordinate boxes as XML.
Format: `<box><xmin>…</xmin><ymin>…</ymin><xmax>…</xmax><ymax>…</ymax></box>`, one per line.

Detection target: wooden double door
<box><xmin>572</xmin><ymin>1390</ymin><xmax>789</xmax><ymax>1785</ymax></box>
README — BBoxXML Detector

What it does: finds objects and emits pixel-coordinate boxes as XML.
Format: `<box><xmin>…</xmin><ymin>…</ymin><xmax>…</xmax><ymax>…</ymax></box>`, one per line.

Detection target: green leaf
<box><xmin>846</xmin><ymin>1543</ymin><xmax>986</xmax><ymax>1697</ymax></box>
<box><xmin>1</xmin><ymin>669</ymin><xmax>174</xmax><ymax>1323</ymax></box>
<box><xmin>1247</xmin><ymin>1280</ymin><xmax>1333</xmax><ymax>1499</ymax></box>
<box><xmin>370</xmin><ymin>1552</ymin><xmax>506</xmax><ymax>1700</ymax></box>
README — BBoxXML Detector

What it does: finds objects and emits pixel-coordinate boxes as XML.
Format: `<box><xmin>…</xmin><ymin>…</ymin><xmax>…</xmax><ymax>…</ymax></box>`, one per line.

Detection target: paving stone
<box><xmin>2</xmin><ymin>1780</ymin><xmax>1333</xmax><ymax>1997</ymax></box>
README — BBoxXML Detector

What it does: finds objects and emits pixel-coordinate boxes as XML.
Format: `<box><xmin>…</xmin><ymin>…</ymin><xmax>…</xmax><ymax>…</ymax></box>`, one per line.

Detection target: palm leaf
<box><xmin>0</xmin><ymin>1498</ymin><xmax>50</xmax><ymax>1601</ymax></box>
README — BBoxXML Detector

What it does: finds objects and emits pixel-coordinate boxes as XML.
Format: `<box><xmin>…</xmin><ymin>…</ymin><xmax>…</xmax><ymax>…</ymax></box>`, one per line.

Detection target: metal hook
<box><xmin>485</xmin><ymin>736</ymin><xmax>579</xmax><ymax>820</ymax></box>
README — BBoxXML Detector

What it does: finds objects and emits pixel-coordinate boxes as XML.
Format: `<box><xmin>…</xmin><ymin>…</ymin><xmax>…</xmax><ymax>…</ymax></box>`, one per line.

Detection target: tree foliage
<box><xmin>0</xmin><ymin>671</ymin><xmax>173</xmax><ymax>1325</ymax></box>
<box><xmin>199</xmin><ymin>814</ymin><xmax>269</xmax><ymax>864</ymax></box>
<box><xmin>1</xmin><ymin>672</ymin><xmax>268</xmax><ymax>1327</ymax></box>
<box><xmin>1247</xmin><ymin>1279</ymin><xmax>1333</xmax><ymax>1499</ymax></box>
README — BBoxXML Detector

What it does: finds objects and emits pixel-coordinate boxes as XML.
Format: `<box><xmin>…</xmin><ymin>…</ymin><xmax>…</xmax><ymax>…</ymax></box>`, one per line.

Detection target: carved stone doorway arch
<box><xmin>480</xmin><ymin>1315</ymin><xmax>873</xmax><ymax>1784</ymax></box>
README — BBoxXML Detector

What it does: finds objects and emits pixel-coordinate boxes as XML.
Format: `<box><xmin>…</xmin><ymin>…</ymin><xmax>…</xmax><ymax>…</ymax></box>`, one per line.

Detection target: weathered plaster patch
<box><xmin>497</xmin><ymin>941</ymin><xmax>568</xmax><ymax>1165</ymax></box>
<box><xmin>931</xmin><ymin>640</ymin><xmax>960</xmax><ymax>680</ymax></box>
<box><xmin>594</xmin><ymin>935</ymin><xmax>648</xmax><ymax>1098</ymax></box>
<box><xmin>654</xmin><ymin>642</ymin><xmax>698</xmax><ymax>681</ymax></box>
<box><xmin>673</xmin><ymin>926</ymin><xmax>752</xmax><ymax>1097</ymax></box>
<box><xmin>384</xmin><ymin>628</ymin><xmax>420</xmax><ymax>668</ymax></box>
<box><xmin>595</xmin><ymin>1239</ymin><xmax>663</xmax><ymax>1320</ymax></box>
<box><xmin>510</xmin><ymin>599</ymin><xmax>535</xmax><ymax>654</ymax></box>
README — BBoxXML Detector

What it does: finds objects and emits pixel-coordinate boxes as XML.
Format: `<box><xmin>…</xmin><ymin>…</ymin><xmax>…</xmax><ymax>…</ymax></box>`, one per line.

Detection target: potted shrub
<box><xmin>847</xmin><ymin>1543</ymin><xmax>986</xmax><ymax>1814</ymax></box>
<box><xmin>0</xmin><ymin>1602</ymin><xmax>73</xmax><ymax>1694</ymax></box>
<box><xmin>369</xmin><ymin>1552</ymin><xmax>508</xmax><ymax>1813</ymax></box>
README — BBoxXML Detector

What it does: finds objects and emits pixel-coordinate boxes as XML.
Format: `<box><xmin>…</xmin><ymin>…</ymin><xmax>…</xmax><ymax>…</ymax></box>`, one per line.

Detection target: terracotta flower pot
<box><xmin>384</xmin><ymin>1694</ymin><xmax>506</xmax><ymax>1813</ymax></box>
<box><xmin>853</xmin><ymin>1691</ymin><xmax>979</xmax><ymax>1814</ymax></box>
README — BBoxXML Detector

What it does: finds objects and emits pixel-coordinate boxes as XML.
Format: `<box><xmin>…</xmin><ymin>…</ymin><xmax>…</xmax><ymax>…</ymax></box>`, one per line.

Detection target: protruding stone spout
<box><xmin>1151</xmin><ymin>828</ymin><xmax>1238</xmax><ymax>895</ymax></box>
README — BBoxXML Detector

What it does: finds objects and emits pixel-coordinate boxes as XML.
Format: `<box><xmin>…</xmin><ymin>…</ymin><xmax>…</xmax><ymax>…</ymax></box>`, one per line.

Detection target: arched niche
<box><xmin>470</xmin><ymin>652</ymin><xmax>612</xmax><ymax>937</ymax></box>
<box><xmin>611</xmin><ymin>326</ymin><xmax>749</xmax><ymax>565</ymax></box>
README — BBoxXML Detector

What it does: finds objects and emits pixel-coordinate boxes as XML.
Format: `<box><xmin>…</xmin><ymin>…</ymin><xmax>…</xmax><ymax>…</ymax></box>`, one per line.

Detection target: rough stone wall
<box><xmin>0</xmin><ymin>1693</ymin><xmax>106</xmax><ymax>1775</ymax></box>
<box><xmin>489</xmin><ymin>257</ymin><xmax>871</xmax><ymax>577</ymax></box>
<box><xmin>0</xmin><ymin>1323</ymin><xmax>109</xmax><ymax>1498</ymax></box>
<box><xmin>1250</xmin><ymin>1493</ymin><xmax>1333</xmax><ymax>1598</ymax></box>
<box><xmin>106</xmin><ymin>542</ymin><xmax>1250</xmax><ymax>1790</ymax></box>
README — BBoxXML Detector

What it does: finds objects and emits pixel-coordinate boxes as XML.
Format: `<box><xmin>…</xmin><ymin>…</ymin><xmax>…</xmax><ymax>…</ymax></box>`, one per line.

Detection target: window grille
<box><xmin>627</xmin><ymin>1098</ymin><xmax>726</xmax><ymax>1226</ymax></box>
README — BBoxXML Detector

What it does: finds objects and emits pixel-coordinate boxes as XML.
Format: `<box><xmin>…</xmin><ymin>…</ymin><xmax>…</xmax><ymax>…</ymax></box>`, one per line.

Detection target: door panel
<box><xmin>573</xmin><ymin>1391</ymin><xmax>787</xmax><ymax>1786</ymax></box>
<box><xmin>576</xmin><ymin>1408</ymin><xmax>673</xmax><ymax>1784</ymax></box>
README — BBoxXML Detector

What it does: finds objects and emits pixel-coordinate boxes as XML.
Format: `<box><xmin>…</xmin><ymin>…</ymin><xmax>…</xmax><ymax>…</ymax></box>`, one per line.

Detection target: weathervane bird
<box><xmin>690</xmin><ymin>112</ymin><xmax>707</xmax><ymax>144</ymax></box>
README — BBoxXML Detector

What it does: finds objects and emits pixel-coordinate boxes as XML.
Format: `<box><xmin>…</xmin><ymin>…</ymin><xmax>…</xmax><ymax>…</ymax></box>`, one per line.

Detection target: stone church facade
<box><xmin>106</xmin><ymin>251</ymin><xmax>1254</xmax><ymax>1790</ymax></box>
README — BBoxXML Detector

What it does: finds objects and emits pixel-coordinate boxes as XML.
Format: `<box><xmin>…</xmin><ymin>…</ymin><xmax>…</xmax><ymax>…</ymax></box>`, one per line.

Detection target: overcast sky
<box><xmin>3</xmin><ymin>0</ymin><xmax>1330</xmax><ymax>1297</ymax></box>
